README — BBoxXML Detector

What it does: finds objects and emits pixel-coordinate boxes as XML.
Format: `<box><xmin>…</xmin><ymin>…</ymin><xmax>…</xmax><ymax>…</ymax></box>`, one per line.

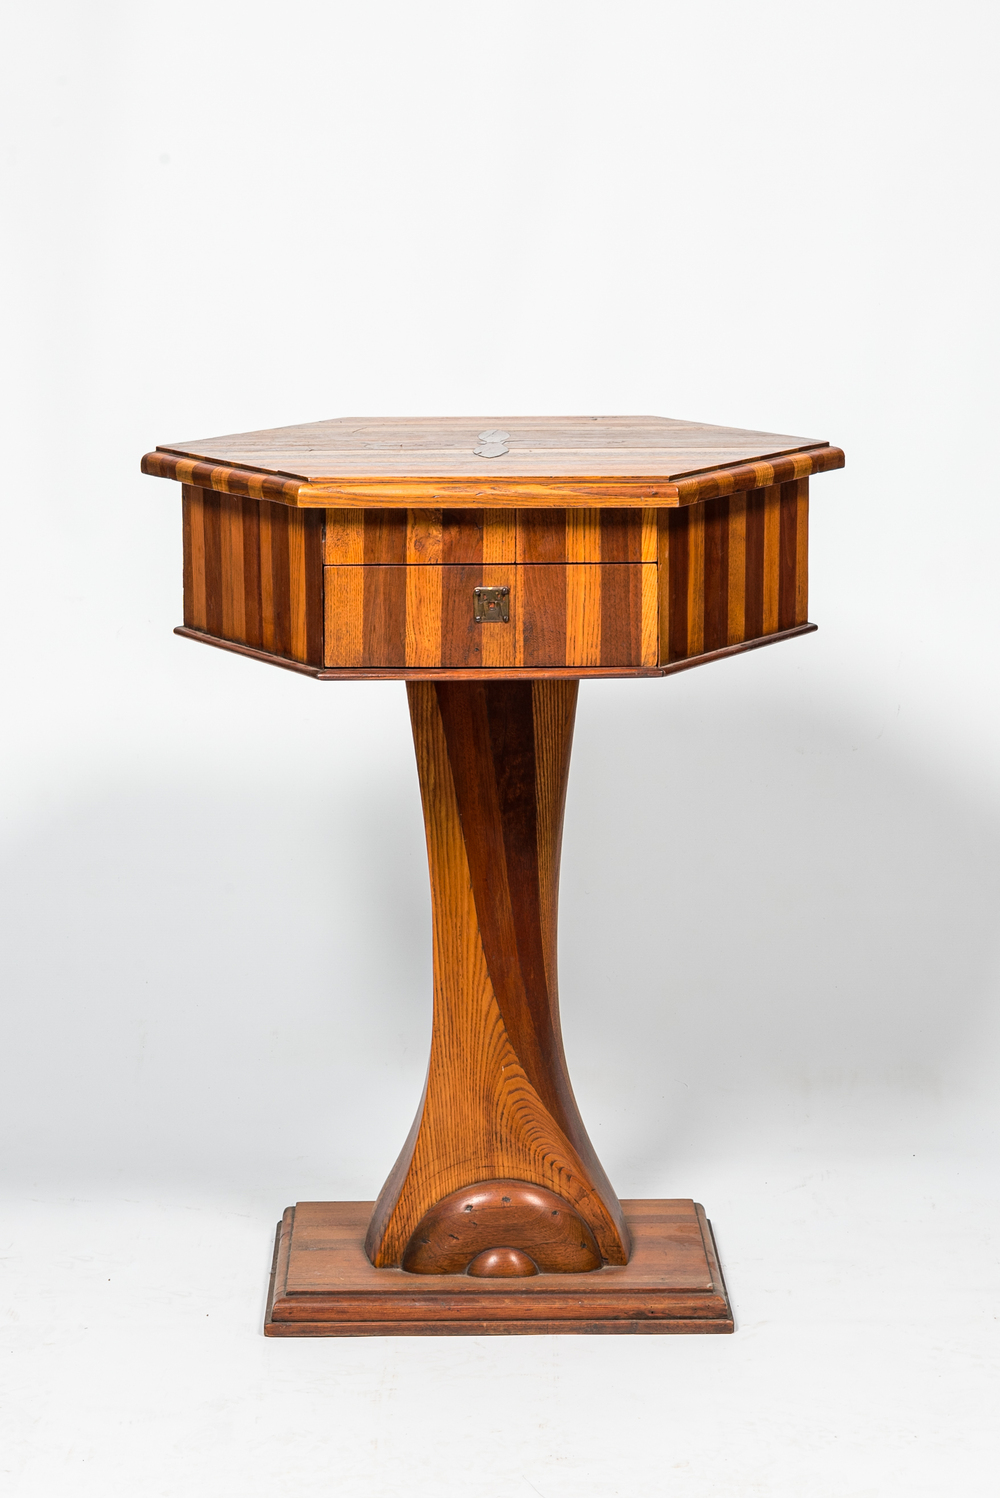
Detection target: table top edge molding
<box><xmin>141</xmin><ymin>444</ymin><xmax>844</xmax><ymax>509</ymax></box>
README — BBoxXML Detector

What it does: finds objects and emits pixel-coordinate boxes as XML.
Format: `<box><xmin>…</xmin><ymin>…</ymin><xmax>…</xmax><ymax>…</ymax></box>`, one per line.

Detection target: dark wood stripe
<box><xmin>599</xmin><ymin>509</ymin><xmax>643</xmax><ymax>562</ymax></box>
<box><xmin>304</xmin><ymin>506</ymin><xmax>324</xmax><ymax>663</ymax></box>
<box><xmin>434</xmin><ymin>683</ymin><xmax>569</xmax><ymax>1131</ymax></box>
<box><xmin>442</xmin><ymin>510</ymin><xmax>485</xmax><ymax>563</ymax></box>
<box><xmin>667</xmin><ymin>509</ymin><xmax>689</xmax><ymax>662</ymax></box>
<box><xmin>362</xmin><ymin>565</ymin><xmax>406</xmax><ymax>666</ymax></box>
<box><xmin>364</xmin><ymin>510</ymin><xmax>407</xmax><ymax>565</ymax></box>
<box><xmin>778</xmin><ymin>481</ymin><xmax>799</xmax><ymax>633</ymax></box>
<box><xmin>600</xmin><ymin>562</ymin><xmax>641</xmax><ymax>663</ymax></box>
<box><xmin>518</xmin><ymin>510</ymin><xmax>568</xmax><ymax>563</ymax></box>
<box><xmin>242</xmin><ymin>497</ymin><xmax>263</xmax><ymax>648</ymax></box>
<box><xmin>702</xmin><ymin>496</ymin><xmax>729</xmax><ymax>653</ymax></box>
<box><xmin>440</xmin><ymin>563</ymin><xmax>483</xmax><ymax>666</ymax></box>
<box><xmin>268</xmin><ymin>503</ymin><xmax>292</xmax><ymax>657</ymax></box>
<box><xmin>203</xmin><ymin>493</ymin><xmax>223</xmax><ymax>638</ymax></box>
<box><xmin>743</xmin><ymin>491</ymin><xmax>765</xmax><ymax>641</ymax></box>
<box><xmin>520</xmin><ymin>565</ymin><xmax>567</xmax><ymax>666</ymax></box>
<box><xmin>218</xmin><ymin>491</ymin><xmax>239</xmax><ymax>640</ymax></box>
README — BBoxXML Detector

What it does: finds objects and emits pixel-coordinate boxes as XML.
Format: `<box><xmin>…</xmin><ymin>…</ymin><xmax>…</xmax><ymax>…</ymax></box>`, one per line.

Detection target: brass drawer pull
<box><xmin>473</xmin><ymin>585</ymin><xmax>510</xmax><ymax>623</ymax></box>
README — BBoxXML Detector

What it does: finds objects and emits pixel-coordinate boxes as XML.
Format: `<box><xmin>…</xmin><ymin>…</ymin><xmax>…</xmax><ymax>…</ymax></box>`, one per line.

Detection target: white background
<box><xmin>2</xmin><ymin>1</ymin><xmax>999</xmax><ymax>1493</ymax></box>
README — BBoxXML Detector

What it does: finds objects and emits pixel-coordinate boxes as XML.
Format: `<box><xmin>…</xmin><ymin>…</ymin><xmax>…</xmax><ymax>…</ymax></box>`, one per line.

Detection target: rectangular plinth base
<box><xmin>264</xmin><ymin>1199</ymin><xmax>733</xmax><ymax>1336</ymax></box>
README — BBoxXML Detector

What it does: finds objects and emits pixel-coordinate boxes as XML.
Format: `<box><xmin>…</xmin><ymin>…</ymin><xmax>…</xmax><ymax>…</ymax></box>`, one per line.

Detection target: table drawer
<box><xmin>324</xmin><ymin>564</ymin><xmax>658</xmax><ymax>669</ymax></box>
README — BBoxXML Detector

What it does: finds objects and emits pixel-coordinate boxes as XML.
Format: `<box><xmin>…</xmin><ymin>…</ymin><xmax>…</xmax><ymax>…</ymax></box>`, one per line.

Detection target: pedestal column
<box><xmin>365</xmin><ymin>680</ymin><xmax>630</xmax><ymax>1273</ymax></box>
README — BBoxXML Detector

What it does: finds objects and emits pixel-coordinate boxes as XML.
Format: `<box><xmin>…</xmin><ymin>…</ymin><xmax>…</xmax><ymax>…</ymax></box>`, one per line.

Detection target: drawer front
<box><xmin>324</xmin><ymin>564</ymin><xmax>658</xmax><ymax>669</ymax></box>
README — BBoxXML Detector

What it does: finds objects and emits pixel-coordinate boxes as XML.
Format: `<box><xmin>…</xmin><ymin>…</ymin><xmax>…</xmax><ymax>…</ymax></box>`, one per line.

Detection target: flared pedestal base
<box><xmin>264</xmin><ymin>1199</ymin><xmax>733</xmax><ymax>1337</ymax></box>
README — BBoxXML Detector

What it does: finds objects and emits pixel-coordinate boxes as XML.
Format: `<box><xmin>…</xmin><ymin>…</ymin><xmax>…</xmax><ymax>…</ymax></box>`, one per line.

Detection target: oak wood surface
<box><xmin>142</xmin><ymin>416</ymin><xmax>844</xmax><ymax>508</ymax></box>
<box><xmin>364</xmin><ymin>680</ymin><xmax>630</xmax><ymax>1269</ymax></box>
<box><xmin>265</xmin><ymin>1199</ymin><xmax>733</xmax><ymax>1335</ymax></box>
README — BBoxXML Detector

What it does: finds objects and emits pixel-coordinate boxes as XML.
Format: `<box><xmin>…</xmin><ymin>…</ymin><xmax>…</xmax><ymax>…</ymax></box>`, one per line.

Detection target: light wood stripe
<box><xmin>656</xmin><ymin>510</ymin><xmax>670</xmax><ymax>662</ymax></box>
<box><xmin>481</xmin><ymin>566</ymin><xmax>516</xmax><ymax>667</ymax></box>
<box><xmin>640</xmin><ymin>562</ymin><xmax>658</xmax><ymax>667</ymax></box>
<box><xmin>324</xmin><ymin>568</ymin><xmax>364</xmax><ymax>666</ymax></box>
<box><xmin>795</xmin><ymin>481</ymin><xmax>809</xmax><ymax>625</ymax></box>
<box><xmin>405</xmin><ymin>565</ymin><xmax>442</xmax><ymax>665</ymax></box>
<box><xmin>566</xmin><ymin>564</ymin><xmax>602</xmax><ymax>666</ymax></box>
<box><xmin>288</xmin><ymin>511</ymin><xmax>308</xmax><ymax>662</ymax></box>
<box><xmin>187</xmin><ymin>488</ymin><xmax>207</xmax><ymax>630</ymax></box>
<box><xmin>407</xmin><ymin>508</ymin><xmax>443</xmax><ymax>563</ymax></box>
<box><xmin>727</xmin><ymin>494</ymin><xmax>746</xmax><ymax>646</ymax></box>
<box><xmin>325</xmin><ymin>509</ymin><xmax>365</xmax><ymax>564</ymax></box>
<box><xmin>483</xmin><ymin>512</ymin><xmax>516</xmax><ymax>564</ymax></box>
<box><xmin>566</xmin><ymin>509</ymin><xmax>602</xmax><ymax>564</ymax></box>
<box><xmin>641</xmin><ymin>508</ymin><xmax>658</xmax><ymax>563</ymax></box>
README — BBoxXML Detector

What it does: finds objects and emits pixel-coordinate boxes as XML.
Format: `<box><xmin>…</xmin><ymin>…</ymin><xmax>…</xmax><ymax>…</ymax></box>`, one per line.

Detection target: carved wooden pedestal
<box><xmin>265</xmin><ymin>681</ymin><xmax>733</xmax><ymax>1335</ymax></box>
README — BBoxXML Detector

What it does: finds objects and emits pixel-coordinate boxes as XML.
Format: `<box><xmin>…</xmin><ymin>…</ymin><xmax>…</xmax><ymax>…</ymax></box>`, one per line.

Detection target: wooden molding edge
<box><xmin>144</xmin><ymin>446</ymin><xmax>844</xmax><ymax>510</ymax></box>
<box><xmin>142</xmin><ymin>450</ymin><xmax>305</xmax><ymax>504</ymax></box>
<box><xmin>173</xmin><ymin>622</ymin><xmax>817</xmax><ymax>679</ymax></box>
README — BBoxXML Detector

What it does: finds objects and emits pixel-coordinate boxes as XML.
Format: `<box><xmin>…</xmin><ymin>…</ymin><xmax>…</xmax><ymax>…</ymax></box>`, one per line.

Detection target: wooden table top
<box><xmin>143</xmin><ymin>415</ymin><xmax>844</xmax><ymax>508</ymax></box>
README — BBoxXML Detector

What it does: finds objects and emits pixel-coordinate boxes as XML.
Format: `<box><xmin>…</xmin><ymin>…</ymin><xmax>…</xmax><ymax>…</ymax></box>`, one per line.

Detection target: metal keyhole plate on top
<box><xmin>473</xmin><ymin>586</ymin><xmax>510</xmax><ymax>623</ymax></box>
<box><xmin>474</xmin><ymin>429</ymin><xmax>509</xmax><ymax>458</ymax></box>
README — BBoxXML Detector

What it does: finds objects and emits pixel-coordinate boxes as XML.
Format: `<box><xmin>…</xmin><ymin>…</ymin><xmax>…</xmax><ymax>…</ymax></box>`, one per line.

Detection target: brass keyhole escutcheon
<box><xmin>473</xmin><ymin>586</ymin><xmax>510</xmax><ymax>623</ymax></box>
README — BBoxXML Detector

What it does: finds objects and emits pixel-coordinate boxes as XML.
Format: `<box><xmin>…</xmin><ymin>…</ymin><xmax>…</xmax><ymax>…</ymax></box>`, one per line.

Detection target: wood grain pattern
<box><xmin>365</xmin><ymin>681</ymin><xmax>630</xmax><ymax>1269</ymax></box>
<box><xmin>143</xmin><ymin>415</ymin><xmax>844</xmax><ymax>508</ymax></box>
<box><xmin>658</xmin><ymin>481</ymin><xmax>808</xmax><ymax>665</ymax></box>
<box><xmin>182</xmin><ymin>486</ymin><xmax>323</xmax><ymax>665</ymax></box>
<box><xmin>324</xmin><ymin>563</ymin><xmax>658</xmax><ymax>670</ymax></box>
<box><xmin>265</xmin><ymin>1199</ymin><xmax>733</xmax><ymax>1335</ymax></box>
